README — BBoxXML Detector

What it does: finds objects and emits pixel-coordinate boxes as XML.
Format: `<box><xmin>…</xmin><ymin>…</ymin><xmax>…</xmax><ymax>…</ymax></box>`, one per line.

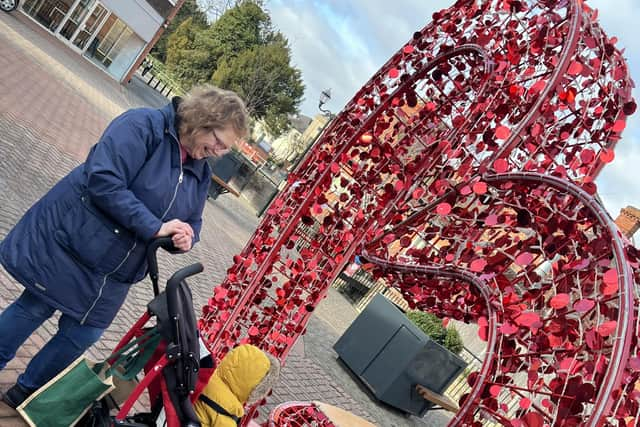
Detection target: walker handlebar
<box><xmin>166</xmin><ymin>263</ymin><xmax>204</xmax><ymax>321</ymax></box>
<box><xmin>147</xmin><ymin>237</ymin><xmax>177</xmax><ymax>296</ymax></box>
<box><xmin>166</xmin><ymin>263</ymin><xmax>204</xmax><ymax>361</ymax></box>
<box><xmin>167</xmin><ymin>263</ymin><xmax>204</xmax><ymax>290</ymax></box>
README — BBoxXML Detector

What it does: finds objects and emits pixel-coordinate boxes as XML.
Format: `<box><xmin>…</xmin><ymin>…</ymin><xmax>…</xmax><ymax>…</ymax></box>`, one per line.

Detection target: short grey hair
<box><xmin>177</xmin><ymin>84</ymin><xmax>249</xmax><ymax>140</ymax></box>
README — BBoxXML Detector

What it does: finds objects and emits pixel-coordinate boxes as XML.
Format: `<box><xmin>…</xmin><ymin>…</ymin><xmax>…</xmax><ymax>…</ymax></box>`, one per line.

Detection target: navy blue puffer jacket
<box><xmin>0</xmin><ymin>100</ymin><xmax>211</xmax><ymax>328</ymax></box>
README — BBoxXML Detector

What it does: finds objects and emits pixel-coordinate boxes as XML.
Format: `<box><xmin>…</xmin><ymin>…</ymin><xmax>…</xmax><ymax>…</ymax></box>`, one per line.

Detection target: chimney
<box><xmin>614</xmin><ymin>206</ymin><xmax>640</xmax><ymax>239</ymax></box>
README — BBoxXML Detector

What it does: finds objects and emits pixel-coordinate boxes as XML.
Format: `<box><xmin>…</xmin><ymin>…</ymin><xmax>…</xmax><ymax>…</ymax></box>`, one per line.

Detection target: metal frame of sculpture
<box><xmin>199</xmin><ymin>0</ymin><xmax>638</xmax><ymax>425</ymax></box>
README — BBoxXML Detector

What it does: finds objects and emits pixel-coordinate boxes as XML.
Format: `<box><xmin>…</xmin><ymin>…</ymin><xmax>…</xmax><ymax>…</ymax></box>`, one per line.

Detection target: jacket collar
<box><xmin>160</xmin><ymin>97</ymin><xmax>210</xmax><ymax>182</ymax></box>
<box><xmin>159</xmin><ymin>97</ymin><xmax>180</xmax><ymax>140</ymax></box>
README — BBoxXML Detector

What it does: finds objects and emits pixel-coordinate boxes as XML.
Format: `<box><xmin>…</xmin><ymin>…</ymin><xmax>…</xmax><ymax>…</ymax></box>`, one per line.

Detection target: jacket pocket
<box><xmin>54</xmin><ymin>194</ymin><xmax>134</xmax><ymax>275</ymax></box>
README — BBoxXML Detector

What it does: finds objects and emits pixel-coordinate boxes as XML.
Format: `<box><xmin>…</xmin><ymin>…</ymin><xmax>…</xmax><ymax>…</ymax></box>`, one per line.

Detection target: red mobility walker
<box><xmin>81</xmin><ymin>237</ymin><xmax>208</xmax><ymax>427</ymax></box>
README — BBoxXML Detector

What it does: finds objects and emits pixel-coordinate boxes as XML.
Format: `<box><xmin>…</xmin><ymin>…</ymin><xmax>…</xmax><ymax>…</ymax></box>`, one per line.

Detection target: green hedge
<box><xmin>406</xmin><ymin>311</ymin><xmax>464</xmax><ymax>354</ymax></box>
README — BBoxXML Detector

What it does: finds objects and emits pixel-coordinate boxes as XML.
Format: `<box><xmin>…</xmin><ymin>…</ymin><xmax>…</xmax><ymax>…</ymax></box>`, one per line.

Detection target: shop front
<box><xmin>20</xmin><ymin>0</ymin><xmax>168</xmax><ymax>82</ymax></box>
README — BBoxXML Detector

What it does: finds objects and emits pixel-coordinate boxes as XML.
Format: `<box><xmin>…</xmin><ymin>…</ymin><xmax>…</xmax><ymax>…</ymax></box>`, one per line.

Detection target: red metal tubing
<box><xmin>114</xmin><ymin>354</ymin><xmax>169</xmax><ymax>421</ymax></box>
<box><xmin>108</xmin><ymin>311</ymin><xmax>152</xmax><ymax>365</ymax></box>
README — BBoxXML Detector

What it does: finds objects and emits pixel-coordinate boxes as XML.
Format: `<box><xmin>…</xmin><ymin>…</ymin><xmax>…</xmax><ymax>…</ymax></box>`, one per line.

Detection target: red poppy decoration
<box><xmin>597</xmin><ymin>321</ymin><xmax>617</xmax><ymax>337</ymax></box>
<box><xmin>515</xmin><ymin>252</ymin><xmax>534</xmax><ymax>266</ymax></box>
<box><xmin>568</xmin><ymin>61</ymin><xmax>583</xmax><ymax>75</ymax></box>
<box><xmin>495</xmin><ymin>125</ymin><xmax>511</xmax><ymax>140</ymax></box>
<box><xmin>472</xmin><ymin>181</ymin><xmax>488</xmax><ymax>195</ymax></box>
<box><xmin>436</xmin><ymin>202</ymin><xmax>452</xmax><ymax>215</ymax></box>
<box><xmin>470</xmin><ymin>259</ymin><xmax>487</xmax><ymax>272</ymax></box>
<box><xmin>600</xmin><ymin>149</ymin><xmax>615</xmax><ymax>163</ymax></box>
<box><xmin>549</xmin><ymin>293</ymin><xmax>570</xmax><ymax>309</ymax></box>
<box><xmin>500</xmin><ymin>322</ymin><xmax>519</xmax><ymax>335</ymax></box>
<box><xmin>574</xmin><ymin>298</ymin><xmax>596</xmax><ymax>313</ymax></box>
<box><xmin>493</xmin><ymin>159</ymin><xmax>509</xmax><ymax>173</ymax></box>
<box><xmin>613</xmin><ymin>120</ymin><xmax>626</xmax><ymax>133</ymax></box>
<box><xmin>514</xmin><ymin>312</ymin><xmax>542</xmax><ymax>328</ymax></box>
<box><xmin>520</xmin><ymin>413</ymin><xmax>544</xmax><ymax>427</ymax></box>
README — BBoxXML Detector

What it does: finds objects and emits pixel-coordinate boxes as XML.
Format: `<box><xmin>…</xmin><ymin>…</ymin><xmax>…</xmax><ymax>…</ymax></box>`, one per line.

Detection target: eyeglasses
<box><xmin>204</xmin><ymin>129</ymin><xmax>232</xmax><ymax>157</ymax></box>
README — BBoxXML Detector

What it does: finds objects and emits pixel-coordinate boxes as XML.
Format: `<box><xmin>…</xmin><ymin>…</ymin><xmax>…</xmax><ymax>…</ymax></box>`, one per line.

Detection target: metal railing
<box><xmin>353</xmin><ymin>273</ymin><xmax>410</xmax><ymax>313</ymax></box>
<box><xmin>139</xmin><ymin>58</ymin><xmax>185</xmax><ymax>98</ymax></box>
<box><xmin>443</xmin><ymin>347</ymin><xmax>523</xmax><ymax>425</ymax></box>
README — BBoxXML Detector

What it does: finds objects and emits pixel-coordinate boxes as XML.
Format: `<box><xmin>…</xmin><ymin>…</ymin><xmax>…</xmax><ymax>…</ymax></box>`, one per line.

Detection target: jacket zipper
<box><xmin>81</xmin><ymin>131</ymin><xmax>184</xmax><ymax>325</ymax></box>
<box><xmin>81</xmin><ymin>242</ymin><xmax>138</xmax><ymax>324</ymax></box>
<box><xmin>161</xmin><ymin>131</ymin><xmax>184</xmax><ymax>221</ymax></box>
<box><xmin>161</xmin><ymin>169</ymin><xmax>183</xmax><ymax>220</ymax></box>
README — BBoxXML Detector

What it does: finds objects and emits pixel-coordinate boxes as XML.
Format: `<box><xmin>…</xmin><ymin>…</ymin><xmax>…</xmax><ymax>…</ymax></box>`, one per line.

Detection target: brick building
<box><xmin>18</xmin><ymin>0</ymin><xmax>185</xmax><ymax>82</ymax></box>
<box><xmin>614</xmin><ymin>206</ymin><xmax>640</xmax><ymax>241</ymax></box>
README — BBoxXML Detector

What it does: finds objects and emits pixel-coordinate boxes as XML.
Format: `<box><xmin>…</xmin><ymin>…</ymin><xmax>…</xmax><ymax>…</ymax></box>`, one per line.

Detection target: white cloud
<box><xmin>269</xmin><ymin>0</ymin><xmax>451</xmax><ymax>114</ymax></box>
<box><xmin>269</xmin><ymin>0</ymin><xmax>640</xmax><ymax>217</ymax></box>
<box><xmin>587</xmin><ymin>0</ymin><xmax>640</xmax><ymax>215</ymax></box>
<box><xmin>588</xmin><ymin>0</ymin><xmax>640</xmax><ymax>55</ymax></box>
<box><xmin>597</xmin><ymin>133</ymin><xmax>640</xmax><ymax>216</ymax></box>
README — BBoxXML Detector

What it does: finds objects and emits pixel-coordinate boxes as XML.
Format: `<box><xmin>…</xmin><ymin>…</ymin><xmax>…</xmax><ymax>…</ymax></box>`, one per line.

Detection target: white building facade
<box><xmin>20</xmin><ymin>0</ymin><xmax>179</xmax><ymax>82</ymax></box>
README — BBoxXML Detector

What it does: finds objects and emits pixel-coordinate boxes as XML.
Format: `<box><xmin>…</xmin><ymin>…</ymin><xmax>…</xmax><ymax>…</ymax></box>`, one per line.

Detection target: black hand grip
<box><xmin>147</xmin><ymin>237</ymin><xmax>175</xmax><ymax>296</ymax></box>
<box><xmin>147</xmin><ymin>237</ymin><xmax>175</xmax><ymax>263</ymax></box>
<box><xmin>166</xmin><ymin>263</ymin><xmax>204</xmax><ymax>321</ymax></box>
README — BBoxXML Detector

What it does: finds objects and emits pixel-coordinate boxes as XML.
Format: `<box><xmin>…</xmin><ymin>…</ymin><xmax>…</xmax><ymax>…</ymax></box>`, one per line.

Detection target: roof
<box><xmin>622</xmin><ymin>206</ymin><xmax>640</xmax><ymax>219</ymax></box>
<box><xmin>289</xmin><ymin>114</ymin><xmax>312</xmax><ymax>133</ymax></box>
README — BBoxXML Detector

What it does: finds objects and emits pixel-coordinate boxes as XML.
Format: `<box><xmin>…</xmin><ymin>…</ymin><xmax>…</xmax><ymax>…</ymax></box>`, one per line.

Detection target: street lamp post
<box><xmin>319</xmin><ymin>88</ymin><xmax>332</xmax><ymax>116</ymax></box>
<box><xmin>256</xmin><ymin>89</ymin><xmax>334</xmax><ymax>217</ymax></box>
<box><xmin>291</xmin><ymin>87</ymin><xmax>334</xmax><ymax>173</ymax></box>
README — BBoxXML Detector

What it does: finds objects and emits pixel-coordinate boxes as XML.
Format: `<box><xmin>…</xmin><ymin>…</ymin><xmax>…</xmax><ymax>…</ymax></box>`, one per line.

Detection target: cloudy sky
<box><xmin>267</xmin><ymin>0</ymin><xmax>640</xmax><ymax>218</ymax></box>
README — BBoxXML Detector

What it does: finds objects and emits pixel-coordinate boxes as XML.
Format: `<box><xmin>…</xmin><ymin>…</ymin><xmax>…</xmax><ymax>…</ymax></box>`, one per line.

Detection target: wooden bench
<box><xmin>211</xmin><ymin>174</ymin><xmax>240</xmax><ymax>197</ymax></box>
<box><xmin>313</xmin><ymin>401</ymin><xmax>376</xmax><ymax>427</ymax></box>
<box><xmin>416</xmin><ymin>384</ymin><xmax>459</xmax><ymax>413</ymax></box>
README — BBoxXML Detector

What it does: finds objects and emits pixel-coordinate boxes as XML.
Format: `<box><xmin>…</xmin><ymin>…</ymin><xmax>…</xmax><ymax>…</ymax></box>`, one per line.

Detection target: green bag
<box><xmin>17</xmin><ymin>356</ymin><xmax>114</xmax><ymax>427</ymax></box>
<box><xmin>17</xmin><ymin>327</ymin><xmax>161</xmax><ymax>427</ymax></box>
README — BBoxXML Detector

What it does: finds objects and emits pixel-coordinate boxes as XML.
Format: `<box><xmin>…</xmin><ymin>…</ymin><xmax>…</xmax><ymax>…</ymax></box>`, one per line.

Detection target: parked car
<box><xmin>1</xmin><ymin>0</ymin><xmax>19</xmax><ymax>12</ymax></box>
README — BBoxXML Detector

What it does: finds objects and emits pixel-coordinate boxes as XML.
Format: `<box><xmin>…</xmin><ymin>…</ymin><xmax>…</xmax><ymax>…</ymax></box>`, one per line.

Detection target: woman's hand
<box><xmin>154</xmin><ymin>220</ymin><xmax>194</xmax><ymax>252</ymax></box>
<box><xmin>171</xmin><ymin>231</ymin><xmax>193</xmax><ymax>252</ymax></box>
<box><xmin>155</xmin><ymin>219</ymin><xmax>193</xmax><ymax>238</ymax></box>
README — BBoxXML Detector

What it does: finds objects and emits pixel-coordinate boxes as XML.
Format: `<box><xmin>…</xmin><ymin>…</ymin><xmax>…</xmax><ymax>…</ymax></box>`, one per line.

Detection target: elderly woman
<box><xmin>0</xmin><ymin>85</ymin><xmax>248</xmax><ymax>408</ymax></box>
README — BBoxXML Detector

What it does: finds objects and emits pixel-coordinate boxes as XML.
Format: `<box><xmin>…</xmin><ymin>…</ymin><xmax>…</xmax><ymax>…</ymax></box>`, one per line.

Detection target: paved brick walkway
<box><xmin>0</xmin><ymin>10</ymin><xmax>451</xmax><ymax>426</ymax></box>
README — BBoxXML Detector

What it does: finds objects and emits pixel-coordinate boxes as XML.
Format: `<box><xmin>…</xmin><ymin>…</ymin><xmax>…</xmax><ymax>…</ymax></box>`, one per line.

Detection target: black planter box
<box><xmin>207</xmin><ymin>153</ymin><xmax>242</xmax><ymax>199</ymax></box>
<box><xmin>334</xmin><ymin>294</ymin><xmax>466</xmax><ymax>416</ymax></box>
